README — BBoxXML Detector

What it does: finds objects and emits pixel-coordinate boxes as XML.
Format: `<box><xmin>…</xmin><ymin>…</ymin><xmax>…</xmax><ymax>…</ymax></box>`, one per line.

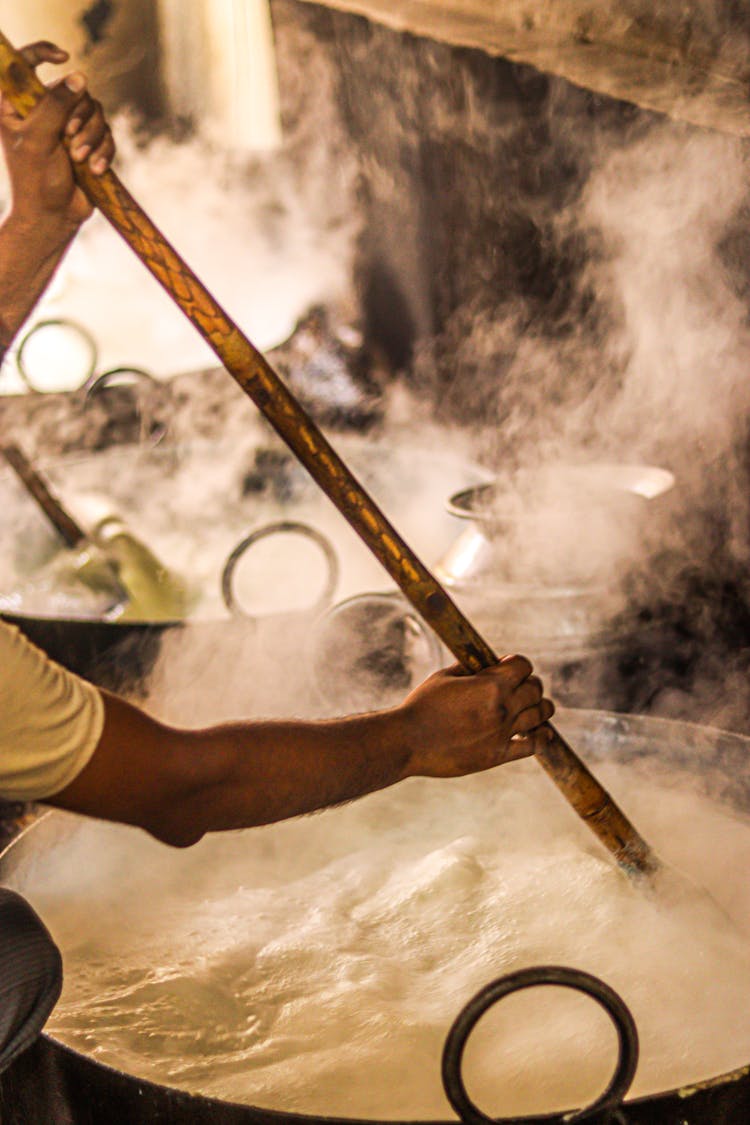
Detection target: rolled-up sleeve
<box><xmin>0</xmin><ymin>621</ymin><xmax>104</xmax><ymax>801</ymax></box>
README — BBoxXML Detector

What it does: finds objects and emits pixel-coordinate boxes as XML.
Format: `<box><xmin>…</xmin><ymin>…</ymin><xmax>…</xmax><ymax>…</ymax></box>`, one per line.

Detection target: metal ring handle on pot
<box><xmin>221</xmin><ymin>520</ymin><xmax>340</xmax><ymax>620</ymax></box>
<box><xmin>16</xmin><ymin>318</ymin><xmax>98</xmax><ymax>393</ymax></box>
<box><xmin>442</xmin><ymin>965</ymin><xmax>638</xmax><ymax>1125</ymax></box>
<box><xmin>307</xmin><ymin>590</ymin><xmax>445</xmax><ymax>713</ymax></box>
<box><xmin>83</xmin><ymin>367</ymin><xmax>167</xmax><ymax>447</ymax></box>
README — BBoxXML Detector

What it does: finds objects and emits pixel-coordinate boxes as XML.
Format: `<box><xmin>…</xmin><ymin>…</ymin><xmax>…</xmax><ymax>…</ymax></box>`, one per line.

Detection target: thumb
<box><xmin>19</xmin><ymin>41</ymin><xmax>70</xmax><ymax>69</ymax></box>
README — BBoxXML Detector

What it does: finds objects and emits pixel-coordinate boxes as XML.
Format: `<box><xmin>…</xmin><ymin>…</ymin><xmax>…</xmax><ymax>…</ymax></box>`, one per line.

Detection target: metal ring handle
<box><xmin>221</xmin><ymin>520</ymin><xmax>340</xmax><ymax>619</ymax></box>
<box><xmin>442</xmin><ymin>966</ymin><xmax>638</xmax><ymax>1125</ymax></box>
<box><xmin>83</xmin><ymin>367</ymin><xmax>159</xmax><ymax>394</ymax></box>
<box><xmin>306</xmin><ymin>589</ymin><xmax>445</xmax><ymax>711</ymax></box>
<box><xmin>16</xmin><ymin>318</ymin><xmax>98</xmax><ymax>392</ymax></box>
<box><xmin>83</xmin><ymin>367</ymin><xmax>166</xmax><ymax>447</ymax></box>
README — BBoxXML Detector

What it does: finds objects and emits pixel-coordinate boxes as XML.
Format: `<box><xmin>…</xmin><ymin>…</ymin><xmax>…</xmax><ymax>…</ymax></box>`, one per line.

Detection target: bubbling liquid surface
<box><xmin>23</xmin><ymin>752</ymin><xmax>750</xmax><ymax>1119</ymax></box>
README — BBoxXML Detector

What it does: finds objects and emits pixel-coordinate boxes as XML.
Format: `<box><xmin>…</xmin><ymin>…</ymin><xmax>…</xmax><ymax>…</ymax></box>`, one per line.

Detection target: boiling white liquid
<box><xmin>22</xmin><ymin>754</ymin><xmax>750</xmax><ymax>1119</ymax></box>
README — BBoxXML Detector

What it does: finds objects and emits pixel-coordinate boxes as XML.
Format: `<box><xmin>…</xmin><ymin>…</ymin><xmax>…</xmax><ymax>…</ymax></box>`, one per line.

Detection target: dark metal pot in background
<box><xmin>1</xmin><ymin>436</ymin><xmax>489</xmax><ymax>698</ymax></box>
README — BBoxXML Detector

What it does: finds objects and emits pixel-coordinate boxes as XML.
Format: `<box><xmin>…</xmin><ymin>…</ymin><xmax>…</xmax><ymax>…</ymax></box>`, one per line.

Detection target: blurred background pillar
<box><xmin>157</xmin><ymin>0</ymin><xmax>282</xmax><ymax>151</ymax></box>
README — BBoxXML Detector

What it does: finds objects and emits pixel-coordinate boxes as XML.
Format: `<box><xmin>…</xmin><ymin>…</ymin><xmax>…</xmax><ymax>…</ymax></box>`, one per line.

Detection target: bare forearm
<box><xmin>51</xmin><ymin>692</ymin><xmax>413</xmax><ymax>847</ymax></box>
<box><xmin>50</xmin><ymin>661</ymin><xmax>554</xmax><ymax>848</ymax></box>
<box><xmin>0</xmin><ymin>210</ymin><xmax>76</xmax><ymax>353</ymax></box>
<box><xmin>184</xmin><ymin>713</ymin><xmax>411</xmax><ymax>834</ymax></box>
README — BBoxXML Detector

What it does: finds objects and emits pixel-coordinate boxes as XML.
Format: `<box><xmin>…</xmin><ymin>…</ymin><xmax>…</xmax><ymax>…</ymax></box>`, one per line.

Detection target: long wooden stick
<box><xmin>0</xmin><ymin>31</ymin><xmax>658</xmax><ymax>877</ymax></box>
<box><xmin>2</xmin><ymin>442</ymin><xmax>86</xmax><ymax>548</ymax></box>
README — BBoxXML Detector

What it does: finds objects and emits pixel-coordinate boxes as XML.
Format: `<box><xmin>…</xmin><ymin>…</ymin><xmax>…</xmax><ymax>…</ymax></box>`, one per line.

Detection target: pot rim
<box><xmin>446</xmin><ymin>463</ymin><xmax>676</xmax><ymax>525</ymax></box>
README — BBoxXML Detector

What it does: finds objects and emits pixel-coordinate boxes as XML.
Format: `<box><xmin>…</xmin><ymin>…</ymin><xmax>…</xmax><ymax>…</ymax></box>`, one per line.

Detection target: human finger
<box><xmin>512</xmin><ymin>697</ymin><xmax>556</xmax><ymax>735</ymax></box>
<box><xmin>418</xmin><ymin>656</ymin><xmax>534</xmax><ymax>685</ymax></box>
<box><xmin>19</xmin><ymin>41</ymin><xmax>69</xmax><ymax>69</ymax></box>
<box><xmin>0</xmin><ymin>43</ymin><xmax>70</xmax><ymax>125</ymax></box>
<box><xmin>492</xmin><ymin>653</ymin><xmax>534</xmax><ymax>689</ymax></box>
<box><xmin>509</xmin><ymin>674</ymin><xmax>544</xmax><ymax>711</ymax></box>
<box><xmin>88</xmin><ymin>125</ymin><xmax>114</xmax><ymax>174</ymax></box>
<box><xmin>64</xmin><ymin>91</ymin><xmax>96</xmax><ymax>138</ymax></box>
<box><xmin>502</xmin><ymin>722</ymin><xmax>555</xmax><ymax>764</ymax></box>
<box><xmin>68</xmin><ymin>102</ymin><xmax>113</xmax><ymax>170</ymax></box>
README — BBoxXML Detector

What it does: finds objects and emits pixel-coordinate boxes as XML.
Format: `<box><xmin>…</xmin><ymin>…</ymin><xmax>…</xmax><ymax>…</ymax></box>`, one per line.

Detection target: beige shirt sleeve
<box><xmin>0</xmin><ymin>620</ymin><xmax>104</xmax><ymax>802</ymax></box>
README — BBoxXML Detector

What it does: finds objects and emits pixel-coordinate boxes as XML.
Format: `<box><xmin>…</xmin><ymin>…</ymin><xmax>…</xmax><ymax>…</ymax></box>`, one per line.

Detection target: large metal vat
<box><xmin>0</xmin><ymin>709</ymin><xmax>748</xmax><ymax>1123</ymax></box>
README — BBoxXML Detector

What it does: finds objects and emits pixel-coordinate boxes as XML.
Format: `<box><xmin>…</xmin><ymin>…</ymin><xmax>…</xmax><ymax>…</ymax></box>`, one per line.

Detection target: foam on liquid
<box><xmin>21</xmin><ymin>751</ymin><xmax>750</xmax><ymax>1119</ymax></box>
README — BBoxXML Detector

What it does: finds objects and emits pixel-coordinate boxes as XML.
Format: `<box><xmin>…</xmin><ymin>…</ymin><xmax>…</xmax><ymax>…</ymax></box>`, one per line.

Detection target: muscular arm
<box><xmin>49</xmin><ymin>658</ymin><xmax>554</xmax><ymax>848</ymax></box>
<box><xmin>0</xmin><ymin>42</ymin><xmax>114</xmax><ymax>357</ymax></box>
